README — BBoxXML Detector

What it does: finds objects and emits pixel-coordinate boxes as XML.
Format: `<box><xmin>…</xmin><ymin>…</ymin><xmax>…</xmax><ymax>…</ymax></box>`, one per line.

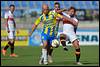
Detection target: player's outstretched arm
<box><xmin>62</xmin><ymin>15</ymin><xmax>78</xmax><ymax>26</ymax></box>
<box><xmin>56</xmin><ymin>8</ymin><xmax>67</xmax><ymax>13</ymax></box>
<box><xmin>29</xmin><ymin>16</ymin><xmax>41</xmax><ymax>36</ymax></box>
<box><xmin>29</xmin><ymin>24</ymin><xmax>37</xmax><ymax>36</ymax></box>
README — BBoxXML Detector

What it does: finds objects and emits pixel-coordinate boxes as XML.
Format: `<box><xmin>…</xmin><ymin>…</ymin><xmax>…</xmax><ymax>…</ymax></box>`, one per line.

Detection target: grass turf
<box><xmin>1</xmin><ymin>45</ymin><xmax>99</xmax><ymax>66</ymax></box>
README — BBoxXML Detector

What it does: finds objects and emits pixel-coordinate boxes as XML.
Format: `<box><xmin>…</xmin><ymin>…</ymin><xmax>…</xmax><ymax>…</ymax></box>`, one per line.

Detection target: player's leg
<box><xmin>72</xmin><ymin>39</ymin><xmax>82</xmax><ymax>65</ymax></box>
<box><xmin>39</xmin><ymin>40</ymin><xmax>48</xmax><ymax>65</ymax></box>
<box><xmin>2</xmin><ymin>39</ymin><xmax>10</xmax><ymax>56</ymax></box>
<box><xmin>48</xmin><ymin>46</ymin><xmax>53</xmax><ymax>57</ymax></box>
<box><xmin>42</xmin><ymin>40</ymin><xmax>48</xmax><ymax>64</ymax></box>
<box><xmin>60</xmin><ymin>34</ymin><xmax>68</xmax><ymax>51</ymax></box>
<box><xmin>2</xmin><ymin>31</ymin><xmax>13</xmax><ymax>56</ymax></box>
<box><xmin>9</xmin><ymin>39</ymin><xmax>17</xmax><ymax>57</ymax></box>
<box><xmin>47</xmin><ymin>44</ymin><xmax>53</xmax><ymax>63</ymax></box>
<box><xmin>68</xmin><ymin>31</ymin><xmax>82</xmax><ymax>65</ymax></box>
<box><xmin>39</xmin><ymin>34</ymin><xmax>48</xmax><ymax>65</ymax></box>
<box><xmin>9</xmin><ymin>31</ymin><xmax>18</xmax><ymax>57</ymax></box>
<box><xmin>67</xmin><ymin>27</ymin><xmax>77</xmax><ymax>44</ymax></box>
<box><xmin>47</xmin><ymin>37</ymin><xmax>55</xmax><ymax>63</ymax></box>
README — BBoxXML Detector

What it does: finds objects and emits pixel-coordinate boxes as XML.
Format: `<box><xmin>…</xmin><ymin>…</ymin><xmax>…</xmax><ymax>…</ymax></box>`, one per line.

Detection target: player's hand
<box><xmin>29</xmin><ymin>32</ymin><xmax>32</xmax><ymax>37</ymax></box>
<box><xmin>56</xmin><ymin>17</ymin><xmax>61</xmax><ymax>21</ymax></box>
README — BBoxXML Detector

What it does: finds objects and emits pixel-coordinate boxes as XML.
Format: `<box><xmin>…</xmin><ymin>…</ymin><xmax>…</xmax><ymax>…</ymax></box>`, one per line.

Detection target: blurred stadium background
<box><xmin>1</xmin><ymin>1</ymin><xmax>99</xmax><ymax>66</ymax></box>
<box><xmin>1</xmin><ymin>1</ymin><xmax>99</xmax><ymax>46</ymax></box>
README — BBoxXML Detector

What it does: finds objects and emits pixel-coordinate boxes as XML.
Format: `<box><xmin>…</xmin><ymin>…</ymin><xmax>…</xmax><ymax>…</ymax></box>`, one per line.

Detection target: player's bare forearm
<box><xmin>63</xmin><ymin>15</ymin><xmax>78</xmax><ymax>26</ymax></box>
<box><xmin>29</xmin><ymin>24</ymin><xmax>37</xmax><ymax>36</ymax></box>
<box><xmin>56</xmin><ymin>9</ymin><xmax>67</xmax><ymax>13</ymax></box>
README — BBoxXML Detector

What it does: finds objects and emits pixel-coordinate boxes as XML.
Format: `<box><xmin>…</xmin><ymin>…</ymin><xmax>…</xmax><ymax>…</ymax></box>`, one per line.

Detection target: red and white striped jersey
<box><xmin>5</xmin><ymin>11</ymin><xmax>16</xmax><ymax>31</ymax></box>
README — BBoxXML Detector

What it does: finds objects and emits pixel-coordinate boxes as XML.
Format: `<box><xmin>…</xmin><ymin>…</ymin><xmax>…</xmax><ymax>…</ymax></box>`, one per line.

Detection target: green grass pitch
<box><xmin>1</xmin><ymin>45</ymin><xmax>99</xmax><ymax>66</ymax></box>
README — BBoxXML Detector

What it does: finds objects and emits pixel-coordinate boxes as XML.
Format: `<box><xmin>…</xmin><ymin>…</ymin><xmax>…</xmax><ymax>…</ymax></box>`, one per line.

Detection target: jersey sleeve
<box><xmin>34</xmin><ymin>16</ymin><xmax>42</xmax><ymax>25</ymax></box>
<box><xmin>50</xmin><ymin>11</ymin><xmax>63</xmax><ymax>19</ymax></box>
<box><xmin>57</xmin><ymin>14</ymin><xmax>63</xmax><ymax>19</ymax></box>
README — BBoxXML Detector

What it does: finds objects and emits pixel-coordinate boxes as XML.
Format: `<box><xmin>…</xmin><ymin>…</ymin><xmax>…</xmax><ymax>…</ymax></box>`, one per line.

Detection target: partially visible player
<box><xmin>53</xmin><ymin>2</ymin><xmax>68</xmax><ymax>51</ymax></box>
<box><xmin>52</xmin><ymin>2</ymin><xmax>67</xmax><ymax>37</ymax></box>
<box><xmin>2</xmin><ymin>4</ymin><xmax>18</xmax><ymax>57</ymax></box>
<box><xmin>60</xmin><ymin>6</ymin><xmax>82</xmax><ymax>65</ymax></box>
<box><xmin>47</xmin><ymin>2</ymin><xmax>68</xmax><ymax>63</ymax></box>
<box><xmin>29</xmin><ymin>4</ymin><xmax>56</xmax><ymax>65</ymax></box>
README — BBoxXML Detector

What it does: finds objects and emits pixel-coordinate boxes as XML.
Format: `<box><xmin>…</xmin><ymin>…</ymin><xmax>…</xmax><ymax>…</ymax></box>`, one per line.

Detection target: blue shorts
<box><xmin>41</xmin><ymin>33</ymin><xmax>56</xmax><ymax>46</ymax></box>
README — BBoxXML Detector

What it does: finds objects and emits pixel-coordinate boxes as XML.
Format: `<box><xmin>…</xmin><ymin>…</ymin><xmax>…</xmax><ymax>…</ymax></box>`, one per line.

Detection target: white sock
<box><xmin>42</xmin><ymin>48</ymin><xmax>47</xmax><ymax>62</ymax></box>
<box><xmin>40</xmin><ymin>49</ymin><xmax>45</xmax><ymax>59</ymax></box>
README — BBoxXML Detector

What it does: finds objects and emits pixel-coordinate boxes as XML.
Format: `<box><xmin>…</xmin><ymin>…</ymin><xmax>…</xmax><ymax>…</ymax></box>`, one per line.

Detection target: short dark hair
<box><xmin>54</xmin><ymin>2</ymin><xmax>60</xmax><ymax>6</ymax></box>
<box><xmin>9</xmin><ymin>4</ymin><xmax>15</xmax><ymax>8</ymax></box>
<box><xmin>68</xmin><ymin>6</ymin><xmax>76</xmax><ymax>13</ymax></box>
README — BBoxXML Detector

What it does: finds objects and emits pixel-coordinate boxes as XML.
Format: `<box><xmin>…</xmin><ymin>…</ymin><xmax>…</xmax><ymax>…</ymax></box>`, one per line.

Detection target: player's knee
<box><xmin>47</xmin><ymin>45</ymin><xmax>51</xmax><ymax>50</ymax></box>
<box><xmin>43</xmin><ymin>45</ymin><xmax>47</xmax><ymax>49</ymax></box>
<box><xmin>60</xmin><ymin>34</ymin><xmax>66</xmax><ymax>41</ymax></box>
<box><xmin>9</xmin><ymin>39</ymin><xmax>14</xmax><ymax>43</ymax></box>
<box><xmin>72</xmin><ymin>39</ymin><xmax>80</xmax><ymax>49</ymax></box>
<box><xmin>43</xmin><ymin>43</ymin><xmax>48</xmax><ymax>49</ymax></box>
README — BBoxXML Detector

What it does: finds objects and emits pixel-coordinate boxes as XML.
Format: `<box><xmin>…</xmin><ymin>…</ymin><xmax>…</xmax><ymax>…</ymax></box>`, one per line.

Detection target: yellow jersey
<box><xmin>34</xmin><ymin>11</ymin><xmax>62</xmax><ymax>36</ymax></box>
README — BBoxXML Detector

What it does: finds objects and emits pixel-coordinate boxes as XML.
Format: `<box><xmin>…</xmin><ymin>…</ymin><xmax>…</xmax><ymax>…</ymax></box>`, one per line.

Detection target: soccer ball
<box><xmin>51</xmin><ymin>39</ymin><xmax>59</xmax><ymax>48</ymax></box>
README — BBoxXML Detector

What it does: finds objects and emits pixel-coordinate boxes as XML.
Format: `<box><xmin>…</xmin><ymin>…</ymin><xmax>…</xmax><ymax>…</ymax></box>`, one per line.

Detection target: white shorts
<box><xmin>62</xmin><ymin>24</ymin><xmax>78</xmax><ymax>42</ymax></box>
<box><xmin>8</xmin><ymin>31</ymin><xmax>15</xmax><ymax>39</ymax></box>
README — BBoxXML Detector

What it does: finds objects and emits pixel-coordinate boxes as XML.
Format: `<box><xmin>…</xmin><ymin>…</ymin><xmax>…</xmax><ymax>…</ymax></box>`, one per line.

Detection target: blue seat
<box><xmin>85</xmin><ymin>1</ymin><xmax>92</xmax><ymax>9</ymax></box>
<box><xmin>14</xmin><ymin>10</ymin><xmax>21</xmax><ymax>17</ymax></box>
<box><xmin>49</xmin><ymin>1</ymin><xmax>54</xmax><ymax>9</ymax></box>
<box><xmin>57</xmin><ymin>1</ymin><xmax>64</xmax><ymax>8</ymax></box>
<box><xmin>92</xmin><ymin>1</ymin><xmax>98</xmax><ymax>5</ymax></box>
<box><xmin>91</xmin><ymin>1</ymin><xmax>99</xmax><ymax>9</ymax></box>
<box><xmin>35</xmin><ymin>1</ymin><xmax>42</xmax><ymax>8</ymax></box>
<box><xmin>42</xmin><ymin>1</ymin><xmax>49</xmax><ymax>4</ymax></box>
<box><xmin>14</xmin><ymin>1</ymin><xmax>21</xmax><ymax>7</ymax></box>
<box><xmin>7</xmin><ymin>1</ymin><xmax>14</xmax><ymax>6</ymax></box>
<box><xmin>64</xmin><ymin>1</ymin><xmax>70</xmax><ymax>9</ymax></box>
<box><xmin>1</xmin><ymin>1</ymin><xmax>6</xmax><ymax>8</ymax></box>
<box><xmin>21</xmin><ymin>1</ymin><xmax>28</xmax><ymax>8</ymax></box>
<box><xmin>70</xmin><ymin>1</ymin><xmax>76</xmax><ymax>6</ymax></box>
<box><xmin>28</xmin><ymin>1</ymin><xmax>34</xmax><ymax>8</ymax></box>
<box><xmin>1</xmin><ymin>10</ymin><xmax>6</xmax><ymax>18</ymax></box>
<box><xmin>50</xmin><ymin>1</ymin><xmax>54</xmax><ymax>6</ymax></box>
<box><xmin>74</xmin><ymin>1</ymin><xmax>80</xmax><ymax>9</ymax></box>
<box><xmin>67</xmin><ymin>1</ymin><xmax>72</xmax><ymax>8</ymax></box>
<box><xmin>78</xmin><ymin>1</ymin><xmax>86</xmax><ymax>9</ymax></box>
